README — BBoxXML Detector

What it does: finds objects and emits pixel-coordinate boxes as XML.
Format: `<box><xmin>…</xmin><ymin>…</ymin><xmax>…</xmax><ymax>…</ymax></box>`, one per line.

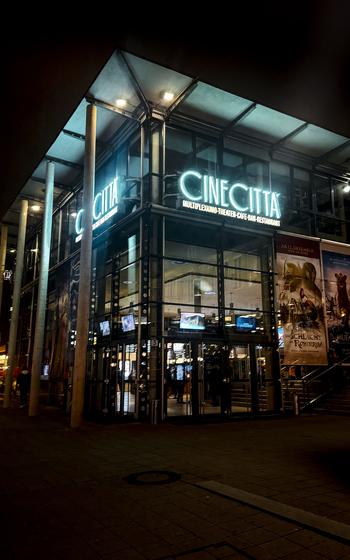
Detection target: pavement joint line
<box><xmin>190</xmin><ymin>480</ymin><xmax>350</xmax><ymax>544</ymax></box>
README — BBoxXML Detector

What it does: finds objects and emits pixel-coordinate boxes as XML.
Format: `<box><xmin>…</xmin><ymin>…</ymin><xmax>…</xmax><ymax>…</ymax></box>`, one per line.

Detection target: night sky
<box><xmin>2</xmin><ymin>4</ymin><xmax>350</xmax><ymax>218</ymax></box>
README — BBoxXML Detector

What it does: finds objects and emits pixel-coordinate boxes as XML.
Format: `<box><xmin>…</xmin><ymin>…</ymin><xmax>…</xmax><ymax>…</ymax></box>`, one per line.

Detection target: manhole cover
<box><xmin>124</xmin><ymin>470</ymin><xmax>181</xmax><ymax>485</ymax></box>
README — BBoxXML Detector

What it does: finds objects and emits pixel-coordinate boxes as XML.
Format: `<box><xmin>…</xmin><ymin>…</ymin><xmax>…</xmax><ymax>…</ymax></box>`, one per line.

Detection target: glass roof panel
<box><xmin>88</xmin><ymin>51</ymin><xmax>140</xmax><ymax>111</ymax></box>
<box><xmin>234</xmin><ymin>105</ymin><xmax>305</xmax><ymax>142</ymax></box>
<box><xmin>47</xmin><ymin>134</ymin><xmax>85</xmax><ymax>165</ymax></box>
<box><xmin>180</xmin><ymin>82</ymin><xmax>252</xmax><ymax>126</ymax></box>
<box><xmin>124</xmin><ymin>53</ymin><xmax>194</xmax><ymax>109</ymax></box>
<box><xmin>284</xmin><ymin>124</ymin><xmax>348</xmax><ymax>156</ymax></box>
<box><xmin>326</xmin><ymin>144</ymin><xmax>350</xmax><ymax>167</ymax></box>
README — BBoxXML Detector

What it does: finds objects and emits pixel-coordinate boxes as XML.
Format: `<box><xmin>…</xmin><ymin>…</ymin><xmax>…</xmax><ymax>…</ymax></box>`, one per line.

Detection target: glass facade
<box><xmin>17</xmin><ymin>96</ymin><xmax>350</xmax><ymax>422</ymax></box>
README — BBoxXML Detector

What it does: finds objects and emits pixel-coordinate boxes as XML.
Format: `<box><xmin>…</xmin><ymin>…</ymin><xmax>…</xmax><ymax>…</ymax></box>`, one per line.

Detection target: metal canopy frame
<box><xmin>270</xmin><ymin>122</ymin><xmax>308</xmax><ymax>153</ymax></box>
<box><xmin>220</xmin><ymin>102</ymin><xmax>257</xmax><ymax>137</ymax></box>
<box><xmin>44</xmin><ymin>155</ymin><xmax>83</xmax><ymax>170</ymax></box>
<box><xmin>313</xmin><ymin>139</ymin><xmax>350</xmax><ymax>166</ymax></box>
<box><xmin>164</xmin><ymin>78</ymin><xmax>199</xmax><ymax>120</ymax></box>
<box><xmin>118</xmin><ymin>50</ymin><xmax>151</xmax><ymax>117</ymax></box>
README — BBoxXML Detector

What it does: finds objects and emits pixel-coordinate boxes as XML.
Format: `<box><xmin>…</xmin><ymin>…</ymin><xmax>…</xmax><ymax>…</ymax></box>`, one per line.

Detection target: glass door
<box><xmin>229</xmin><ymin>344</ymin><xmax>253</xmax><ymax>413</ymax></box>
<box><xmin>165</xmin><ymin>342</ymin><xmax>193</xmax><ymax>416</ymax></box>
<box><xmin>115</xmin><ymin>343</ymin><xmax>137</xmax><ymax>415</ymax></box>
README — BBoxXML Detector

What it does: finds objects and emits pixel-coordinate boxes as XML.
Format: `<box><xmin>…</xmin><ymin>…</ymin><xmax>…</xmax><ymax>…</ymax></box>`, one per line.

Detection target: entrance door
<box><xmin>164</xmin><ymin>342</ymin><xmax>276</xmax><ymax>418</ymax></box>
<box><xmin>165</xmin><ymin>342</ymin><xmax>193</xmax><ymax>416</ymax></box>
<box><xmin>115</xmin><ymin>343</ymin><xmax>137</xmax><ymax>415</ymax></box>
<box><xmin>165</xmin><ymin>342</ymin><xmax>226</xmax><ymax>417</ymax></box>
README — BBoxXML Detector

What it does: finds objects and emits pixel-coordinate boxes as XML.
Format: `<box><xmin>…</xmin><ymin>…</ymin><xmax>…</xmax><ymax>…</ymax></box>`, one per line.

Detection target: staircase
<box><xmin>313</xmin><ymin>384</ymin><xmax>350</xmax><ymax>415</ymax></box>
<box><xmin>281</xmin><ymin>357</ymin><xmax>350</xmax><ymax>415</ymax></box>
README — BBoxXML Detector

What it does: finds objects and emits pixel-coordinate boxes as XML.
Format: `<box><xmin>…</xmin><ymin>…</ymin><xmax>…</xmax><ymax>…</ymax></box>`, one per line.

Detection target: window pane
<box><xmin>164</xmin><ymin>259</ymin><xmax>218</xmax><ymax>308</ymax></box>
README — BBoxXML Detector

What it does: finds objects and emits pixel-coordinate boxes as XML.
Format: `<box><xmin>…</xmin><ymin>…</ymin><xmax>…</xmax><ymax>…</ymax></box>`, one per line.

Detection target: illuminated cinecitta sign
<box><xmin>75</xmin><ymin>177</ymin><xmax>119</xmax><ymax>242</ymax></box>
<box><xmin>179</xmin><ymin>170</ymin><xmax>281</xmax><ymax>227</ymax></box>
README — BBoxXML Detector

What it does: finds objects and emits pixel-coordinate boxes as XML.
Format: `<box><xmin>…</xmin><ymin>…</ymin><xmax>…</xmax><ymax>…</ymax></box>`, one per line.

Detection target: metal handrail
<box><xmin>303</xmin><ymin>354</ymin><xmax>350</xmax><ymax>386</ymax></box>
<box><xmin>301</xmin><ymin>353</ymin><xmax>350</xmax><ymax>411</ymax></box>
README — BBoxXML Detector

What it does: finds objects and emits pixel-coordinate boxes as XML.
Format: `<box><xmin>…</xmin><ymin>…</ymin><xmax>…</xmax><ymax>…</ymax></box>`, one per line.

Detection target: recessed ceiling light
<box><xmin>162</xmin><ymin>91</ymin><xmax>174</xmax><ymax>102</ymax></box>
<box><xmin>116</xmin><ymin>99</ymin><xmax>127</xmax><ymax>108</ymax></box>
<box><xmin>31</xmin><ymin>205</ymin><xmax>41</xmax><ymax>212</ymax></box>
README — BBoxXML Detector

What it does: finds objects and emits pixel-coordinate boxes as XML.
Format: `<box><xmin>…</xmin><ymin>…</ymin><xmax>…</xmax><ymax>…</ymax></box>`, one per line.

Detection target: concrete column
<box><xmin>70</xmin><ymin>103</ymin><xmax>96</xmax><ymax>428</ymax></box>
<box><xmin>29</xmin><ymin>162</ymin><xmax>54</xmax><ymax>416</ymax></box>
<box><xmin>0</xmin><ymin>223</ymin><xmax>8</xmax><ymax>316</ymax></box>
<box><xmin>4</xmin><ymin>200</ymin><xmax>28</xmax><ymax>407</ymax></box>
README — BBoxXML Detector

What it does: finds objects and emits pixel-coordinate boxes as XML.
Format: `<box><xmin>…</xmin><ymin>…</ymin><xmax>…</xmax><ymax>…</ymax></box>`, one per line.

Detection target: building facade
<box><xmin>3</xmin><ymin>51</ymin><xmax>350</xmax><ymax>422</ymax></box>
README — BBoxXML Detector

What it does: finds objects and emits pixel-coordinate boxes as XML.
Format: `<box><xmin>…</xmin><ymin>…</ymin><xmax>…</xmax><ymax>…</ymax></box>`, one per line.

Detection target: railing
<box><xmin>281</xmin><ymin>354</ymin><xmax>350</xmax><ymax>413</ymax></box>
<box><xmin>301</xmin><ymin>354</ymin><xmax>350</xmax><ymax>411</ymax></box>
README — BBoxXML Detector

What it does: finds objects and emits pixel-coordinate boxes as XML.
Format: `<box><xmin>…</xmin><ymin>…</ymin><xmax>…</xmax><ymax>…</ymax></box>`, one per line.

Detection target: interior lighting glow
<box><xmin>343</xmin><ymin>183</ymin><xmax>350</xmax><ymax>194</ymax></box>
<box><xmin>31</xmin><ymin>205</ymin><xmax>41</xmax><ymax>212</ymax></box>
<box><xmin>116</xmin><ymin>99</ymin><xmax>127</xmax><ymax>108</ymax></box>
<box><xmin>162</xmin><ymin>91</ymin><xmax>174</xmax><ymax>102</ymax></box>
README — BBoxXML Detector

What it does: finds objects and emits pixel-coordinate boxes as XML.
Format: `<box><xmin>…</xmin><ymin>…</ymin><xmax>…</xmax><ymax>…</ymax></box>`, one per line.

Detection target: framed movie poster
<box><xmin>276</xmin><ymin>235</ymin><xmax>327</xmax><ymax>365</ymax></box>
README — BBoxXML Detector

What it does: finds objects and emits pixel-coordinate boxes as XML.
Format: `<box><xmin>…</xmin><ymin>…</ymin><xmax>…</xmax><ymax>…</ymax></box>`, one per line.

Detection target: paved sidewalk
<box><xmin>1</xmin><ymin>407</ymin><xmax>350</xmax><ymax>559</ymax></box>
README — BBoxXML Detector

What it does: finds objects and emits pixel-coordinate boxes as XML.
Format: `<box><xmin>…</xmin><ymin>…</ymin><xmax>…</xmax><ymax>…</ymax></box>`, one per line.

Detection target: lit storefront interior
<box><xmin>2</xmin><ymin>50</ymin><xmax>350</xmax><ymax>422</ymax></box>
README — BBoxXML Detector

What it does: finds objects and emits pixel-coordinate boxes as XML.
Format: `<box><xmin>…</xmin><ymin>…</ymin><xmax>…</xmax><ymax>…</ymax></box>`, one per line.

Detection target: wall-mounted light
<box><xmin>343</xmin><ymin>183</ymin><xmax>350</xmax><ymax>194</ymax></box>
<box><xmin>31</xmin><ymin>205</ymin><xmax>41</xmax><ymax>212</ymax></box>
<box><xmin>9</xmin><ymin>249</ymin><xmax>16</xmax><ymax>253</ymax></box>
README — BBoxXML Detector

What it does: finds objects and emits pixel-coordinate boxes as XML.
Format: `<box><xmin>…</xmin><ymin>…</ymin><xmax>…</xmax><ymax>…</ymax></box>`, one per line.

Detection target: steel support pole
<box><xmin>29</xmin><ymin>162</ymin><xmax>54</xmax><ymax>416</ymax></box>
<box><xmin>4</xmin><ymin>200</ymin><xmax>28</xmax><ymax>407</ymax></box>
<box><xmin>0</xmin><ymin>223</ymin><xmax>8</xmax><ymax>317</ymax></box>
<box><xmin>70</xmin><ymin>104</ymin><xmax>96</xmax><ymax>428</ymax></box>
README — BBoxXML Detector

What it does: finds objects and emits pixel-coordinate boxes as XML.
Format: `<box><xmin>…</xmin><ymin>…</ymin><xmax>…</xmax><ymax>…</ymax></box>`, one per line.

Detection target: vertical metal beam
<box><xmin>3</xmin><ymin>200</ymin><xmax>28</xmax><ymax>408</ymax></box>
<box><xmin>0</xmin><ymin>224</ymin><xmax>8</xmax><ymax>316</ymax></box>
<box><xmin>29</xmin><ymin>162</ymin><xmax>54</xmax><ymax>417</ymax></box>
<box><xmin>70</xmin><ymin>103</ymin><xmax>97</xmax><ymax>428</ymax></box>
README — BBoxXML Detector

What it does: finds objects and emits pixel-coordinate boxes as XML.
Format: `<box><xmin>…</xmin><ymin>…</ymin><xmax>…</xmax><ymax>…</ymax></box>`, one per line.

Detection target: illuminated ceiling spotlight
<box><xmin>161</xmin><ymin>91</ymin><xmax>175</xmax><ymax>102</ymax></box>
<box><xmin>343</xmin><ymin>182</ymin><xmax>350</xmax><ymax>194</ymax></box>
<box><xmin>31</xmin><ymin>205</ymin><xmax>41</xmax><ymax>212</ymax></box>
<box><xmin>116</xmin><ymin>98</ymin><xmax>127</xmax><ymax>108</ymax></box>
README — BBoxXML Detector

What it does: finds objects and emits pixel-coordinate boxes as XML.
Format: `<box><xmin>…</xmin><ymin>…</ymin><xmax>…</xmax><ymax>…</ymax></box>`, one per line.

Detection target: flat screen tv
<box><xmin>180</xmin><ymin>312</ymin><xmax>205</xmax><ymax>330</ymax></box>
<box><xmin>121</xmin><ymin>314</ymin><xmax>135</xmax><ymax>333</ymax></box>
<box><xmin>99</xmin><ymin>320</ymin><xmax>110</xmax><ymax>336</ymax></box>
<box><xmin>236</xmin><ymin>315</ymin><xmax>256</xmax><ymax>331</ymax></box>
<box><xmin>278</xmin><ymin>326</ymin><xmax>284</xmax><ymax>348</ymax></box>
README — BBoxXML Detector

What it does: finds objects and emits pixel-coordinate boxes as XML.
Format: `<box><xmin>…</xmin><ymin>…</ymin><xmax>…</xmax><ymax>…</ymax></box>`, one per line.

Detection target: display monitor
<box><xmin>99</xmin><ymin>320</ymin><xmax>110</xmax><ymax>336</ymax></box>
<box><xmin>278</xmin><ymin>326</ymin><xmax>284</xmax><ymax>348</ymax></box>
<box><xmin>236</xmin><ymin>315</ymin><xmax>256</xmax><ymax>331</ymax></box>
<box><xmin>121</xmin><ymin>314</ymin><xmax>135</xmax><ymax>333</ymax></box>
<box><xmin>180</xmin><ymin>312</ymin><xmax>205</xmax><ymax>330</ymax></box>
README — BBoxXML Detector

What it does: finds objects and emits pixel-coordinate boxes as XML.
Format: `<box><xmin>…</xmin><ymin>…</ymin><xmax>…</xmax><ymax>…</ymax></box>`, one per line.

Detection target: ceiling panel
<box><xmin>235</xmin><ymin>105</ymin><xmax>305</xmax><ymax>143</ymax></box>
<box><xmin>285</xmin><ymin>124</ymin><xmax>348</xmax><ymax>157</ymax></box>
<box><xmin>88</xmin><ymin>51</ymin><xmax>140</xmax><ymax>111</ymax></box>
<box><xmin>180</xmin><ymin>82</ymin><xmax>253</xmax><ymax>126</ymax></box>
<box><xmin>47</xmin><ymin>133</ymin><xmax>85</xmax><ymax>166</ymax></box>
<box><xmin>124</xmin><ymin>52</ymin><xmax>194</xmax><ymax>109</ymax></box>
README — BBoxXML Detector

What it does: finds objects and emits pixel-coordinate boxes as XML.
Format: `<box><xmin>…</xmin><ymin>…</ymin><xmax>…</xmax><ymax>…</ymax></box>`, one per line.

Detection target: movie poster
<box><xmin>322</xmin><ymin>249</ymin><xmax>350</xmax><ymax>356</ymax></box>
<box><xmin>276</xmin><ymin>235</ymin><xmax>327</xmax><ymax>365</ymax></box>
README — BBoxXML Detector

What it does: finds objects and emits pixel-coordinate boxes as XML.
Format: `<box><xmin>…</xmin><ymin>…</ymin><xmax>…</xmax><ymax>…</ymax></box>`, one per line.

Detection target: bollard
<box><xmin>293</xmin><ymin>393</ymin><xmax>299</xmax><ymax>416</ymax></box>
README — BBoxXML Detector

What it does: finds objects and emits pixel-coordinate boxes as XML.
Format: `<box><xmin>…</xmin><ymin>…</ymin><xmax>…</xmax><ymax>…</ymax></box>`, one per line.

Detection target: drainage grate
<box><xmin>124</xmin><ymin>470</ymin><xmax>181</xmax><ymax>485</ymax></box>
